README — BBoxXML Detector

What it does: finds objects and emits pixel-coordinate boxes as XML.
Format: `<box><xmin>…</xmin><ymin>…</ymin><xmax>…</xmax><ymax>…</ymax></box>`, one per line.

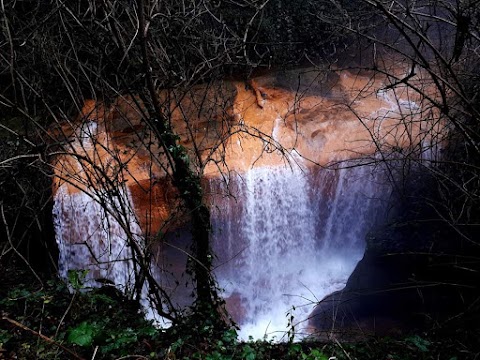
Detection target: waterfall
<box><xmin>211</xmin><ymin>163</ymin><xmax>388</xmax><ymax>340</ymax></box>
<box><xmin>53</xmin><ymin>101</ymin><xmax>390</xmax><ymax>339</ymax></box>
<box><xmin>53</xmin><ymin>121</ymin><xmax>170</xmax><ymax>326</ymax></box>
<box><xmin>53</xmin><ymin>120</ymin><xmax>139</xmax><ymax>292</ymax></box>
<box><xmin>53</xmin><ymin>184</ymin><xmax>172</xmax><ymax>325</ymax></box>
<box><xmin>54</xmin><ymin>186</ymin><xmax>137</xmax><ymax>291</ymax></box>
<box><xmin>53</xmin><ymin>120</ymin><xmax>389</xmax><ymax>338</ymax></box>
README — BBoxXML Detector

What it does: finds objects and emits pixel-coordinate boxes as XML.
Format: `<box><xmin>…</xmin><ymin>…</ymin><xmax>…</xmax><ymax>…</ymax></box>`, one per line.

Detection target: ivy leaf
<box><xmin>67</xmin><ymin>269</ymin><xmax>88</xmax><ymax>291</ymax></box>
<box><xmin>67</xmin><ymin>322</ymin><xmax>98</xmax><ymax>347</ymax></box>
<box><xmin>406</xmin><ymin>335</ymin><xmax>430</xmax><ymax>352</ymax></box>
<box><xmin>309</xmin><ymin>348</ymin><xmax>329</xmax><ymax>360</ymax></box>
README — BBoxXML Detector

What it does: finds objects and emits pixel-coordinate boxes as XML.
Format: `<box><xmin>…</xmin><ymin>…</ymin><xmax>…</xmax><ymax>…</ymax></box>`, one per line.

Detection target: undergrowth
<box><xmin>1</xmin><ymin>261</ymin><xmax>479</xmax><ymax>359</ymax></box>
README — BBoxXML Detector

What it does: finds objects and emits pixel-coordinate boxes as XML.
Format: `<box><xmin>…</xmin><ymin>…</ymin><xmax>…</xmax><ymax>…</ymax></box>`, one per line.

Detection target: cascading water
<box><xmin>50</xmin><ymin>66</ymin><xmax>436</xmax><ymax>341</ymax></box>
<box><xmin>53</xmin><ymin>121</ymin><xmax>390</xmax><ymax>340</ymax></box>
<box><xmin>53</xmin><ymin>120</ymin><xmax>139</xmax><ymax>291</ymax></box>
<box><xmin>53</xmin><ymin>186</ymin><xmax>139</xmax><ymax>292</ymax></box>
<box><xmin>53</xmin><ymin>121</ymin><xmax>168</xmax><ymax>326</ymax></box>
<box><xmin>54</xmin><ymin>183</ymin><xmax>172</xmax><ymax>326</ymax></box>
<box><xmin>211</xmin><ymin>162</ymin><xmax>388</xmax><ymax>340</ymax></box>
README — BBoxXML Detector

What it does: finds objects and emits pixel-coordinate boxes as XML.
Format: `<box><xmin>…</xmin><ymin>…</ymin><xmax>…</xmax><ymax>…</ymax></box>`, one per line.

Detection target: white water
<box><xmin>53</xmin><ymin>184</ymin><xmax>173</xmax><ymax>326</ymax></box>
<box><xmin>53</xmin><ymin>121</ymin><xmax>170</xmax><ymax>326</ymax></box>
<box><xmin>54</xmin><ymin>119</ymin><xmax>389</xmax><ymax>339</ymax></box>
<box><xmin>211</xmin><ymin>163</ymin><xmax>387</xmax><ymax>340</ymax></box>
<box><xmin>53</xmin><ymin>120</ymin><xmax>138</xmax><ymax>292</ymax></box>
<box><xmin>54</xmin><ymin>157</ymin><xmax>388</xmax><ymax>338</ymax></box>
<box><xmin>53</xmin><ymin>185</ymin><xmax>138</xmax><ymax>292</ymax></box>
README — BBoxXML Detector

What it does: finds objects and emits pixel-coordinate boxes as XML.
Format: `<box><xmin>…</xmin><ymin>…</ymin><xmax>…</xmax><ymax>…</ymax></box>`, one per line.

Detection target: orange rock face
<box><xmin>52</xmin><ymin>65</ymin><xmax>442</xmax><ymax>238</ymax></box>
<box><xmin>51</xmin><ymin>64</ymin><xmax>445</xmax><ymax>327</ymax></box>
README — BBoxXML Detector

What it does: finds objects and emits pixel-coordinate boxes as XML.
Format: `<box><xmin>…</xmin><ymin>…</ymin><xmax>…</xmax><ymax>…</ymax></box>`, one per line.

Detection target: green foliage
<box><xmin>67</xmin><ymin>321</ymin><xmax>101</xmax><ymax>347</ymax></box>
<box><xmin>241</xmin><ymin>344</ymin><xmax>256</xmax><ymax>360</ymax></box>
<box><xmin>288</xmin><ymin>343</ymin><xmax>329</xmax><ymax>360</ymax></box>
<box><xmin>66</xmin><ymin>318</ymin><xmax>158</xmax><ymax>352</ymax></box>
<box><xmin>0</xmin><ymin>329</ymin><xmax>13</xmax><ymax>348</ymax></box>
<box><xmin>406</xmin><ymin>335</ymin><xmax>431</xmax><ymax>353</ymax></box>
<box><xmin>63</xmin><ymin>296</ymin><xmax>159</xmax><ymax>356</ymax></box>
<box><xmin>222</xmin><ymin>329</ymin><xmax>239</xmax><ymax>344</ymax></box>
<box><xmin>67</xmin><ymin>269</ymin><xmax>89</xmax><ymax>291</ymax></box>
<box><xmin>0</xmin><ymin>273</ymin><xmax>161</xmax><ymax>359</ymax></box>
<box><xmin>0</xmin><ymin>271</ymin><xmax>478</xmax><ymax>359</ymax></box>
<box><xmin>306</xmin><ymin>349</ymin><xmax>329</xmax><ymax>360</ymax></box>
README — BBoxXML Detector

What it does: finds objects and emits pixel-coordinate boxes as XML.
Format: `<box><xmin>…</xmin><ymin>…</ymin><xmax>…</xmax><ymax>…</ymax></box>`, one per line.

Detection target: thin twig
<box><xmin>55</xmin><ymin>292</ymin><xmax>76</xmax><ymax>339</ymax></box>
<box><xmin>91</xmin><ymin>345</ymin><xmax>99</xmax><ymax>360</ymax></box>
<box><xmin>334</xmin><ymin>338</ymin><xmax>353</xmax><ymax>360</ymax></box>
<box><xmin>0</xmin><ymin>203</ymin><xmax>44</xmax><ymax>288</ymax></box>
<box><xmin>2</xmin><ymin>316</ymin><xmax>86</xmax><ymax>360</ymax></box>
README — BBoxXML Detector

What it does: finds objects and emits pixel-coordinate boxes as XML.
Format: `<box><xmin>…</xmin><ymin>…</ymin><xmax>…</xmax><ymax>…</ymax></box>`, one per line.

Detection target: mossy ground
<box><xmin>1</xmin><ymin>258</ymin><xmax>480</xmax><ymax>359</ymax></box>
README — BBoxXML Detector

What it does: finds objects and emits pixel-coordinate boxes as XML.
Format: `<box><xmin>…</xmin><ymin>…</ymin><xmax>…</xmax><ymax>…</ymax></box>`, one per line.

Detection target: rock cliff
<box><xmin>51</xmin><ymin>64</ymin><xmax>443</xmax><ymax>332</ymax></box>
<box><xmin>53</xmin><ymin>64</ymin><xmax>438</xmax><ymax>227</ymax></box>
